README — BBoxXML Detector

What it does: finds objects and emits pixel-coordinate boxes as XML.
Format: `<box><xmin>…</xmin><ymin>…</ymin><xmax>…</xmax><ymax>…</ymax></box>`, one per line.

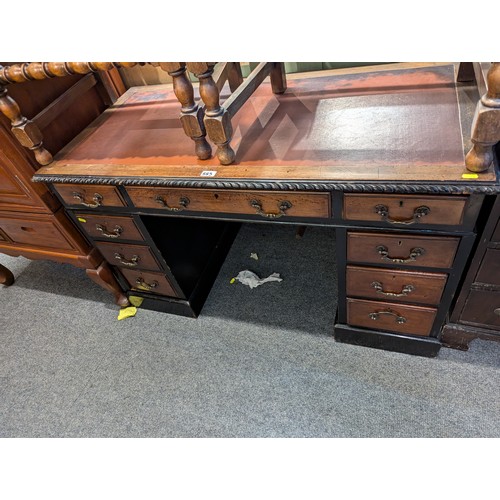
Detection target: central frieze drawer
<box><xmin>347</xmin><ymin>298</ymin><xmax>436</xmax><ymax>336</ymax></box>
<box><xmin>126</xmin><ymin>187</ymin><xmax>331</xmax><ymax>219</ymax></box>
<box><xmin>94</xmin><ymin>241</ymin><xmax>162</xmax><ymax>271</ymax></box>
<box><xmin>346</xmin><ymin>265</ymin><xmax>448</xmax><ymax>305</ymax></box>
<box><xmin>344</xmin><ymin>194</ymin><xmax>467</xmax><ymax>226</ymax></box>
<box><xmin>75</xmin><ymin>213</ymin><xmax>144</xmax><ymax>242</ymax></box>
<box><xmin>347</xmin><ymin>232</ymin><xmax>460</xmax><ymax>269</ymax></box>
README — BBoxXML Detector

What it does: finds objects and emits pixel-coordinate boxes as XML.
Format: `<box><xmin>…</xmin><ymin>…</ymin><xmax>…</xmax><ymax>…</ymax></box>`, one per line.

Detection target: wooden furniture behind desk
<box><xmin>32</xmin><ymin>63</ymin><xmax>499</xmax><ymax>357</ymax></box>
<box><xmin>0</xmin><ymin>71</ymin><xmax>127</xmax><ymax>305</ymax></box>
<box><xmin>442</xmin><ymin>192</ymin><xmax>500</xmax><ymax>349</ymax></box>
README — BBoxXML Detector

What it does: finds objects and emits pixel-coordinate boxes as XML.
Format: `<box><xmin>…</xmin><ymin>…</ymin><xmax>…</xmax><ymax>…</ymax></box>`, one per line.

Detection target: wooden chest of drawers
<box><xmin>442</xmin><ymin>195</ymin><xmax>500</xmax><ymax>349</ymax></box>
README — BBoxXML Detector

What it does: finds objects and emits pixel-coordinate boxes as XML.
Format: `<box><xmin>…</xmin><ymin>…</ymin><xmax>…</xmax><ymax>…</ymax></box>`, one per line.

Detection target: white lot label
<box><xmin>200</xmin><ymin>170</ymin><xmax>217</xmax><ymax>177</ymax></box>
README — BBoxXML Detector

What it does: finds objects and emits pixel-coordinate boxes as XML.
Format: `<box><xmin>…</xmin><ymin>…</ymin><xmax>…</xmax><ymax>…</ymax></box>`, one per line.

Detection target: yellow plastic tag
<box><xmin>129</xmin><ymin>296</ymin><xmax>144</xmax><ymax>307</ymax></box>
<box><xmin>230</xmin><ymin>278</ymin><xmax>236</xmax><ymax>284</ymax></box>
<box><xmin>77</xmin><ymin>217</ymin><xmax>87</xmax><ymax>223</ymax></box>
<box><xmin>117</xmin><ymin>306</ymin><xmax>137</xmax><ymax>320</ymax></box>
<box><xmin>462</xmin><ymin>173</ymin><xmax>479</xmax><ymax>179</ymax></box>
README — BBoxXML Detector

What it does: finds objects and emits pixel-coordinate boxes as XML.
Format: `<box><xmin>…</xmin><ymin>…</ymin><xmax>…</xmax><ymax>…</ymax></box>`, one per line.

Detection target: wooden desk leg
<box><xmin>270</xmin><ymin>62</ymin><xmax>287</xmax><ymax>94</ymax></box>
<box><xmin>465</xmin><ymin>63</ymin><xmax>500</xmax><ymax>172</ymax></box>
<box><xmin>159</xmin><ymin>63</ymin><xmax>212</xmax><ymax>161</ymax></box>
<box><xmin>0</xmin><ymin>263</ymin><xmax>14</xmax><ymax>286</ymax></box>
<box><xmin>86</xmin><ymin>262</ymin><xmax>129</xmax><ymax>307</ymax></box>
<box><xmin>187</xmin><ymin>62</ymin><xmax>235</xmax><ymax>166</ymax></box>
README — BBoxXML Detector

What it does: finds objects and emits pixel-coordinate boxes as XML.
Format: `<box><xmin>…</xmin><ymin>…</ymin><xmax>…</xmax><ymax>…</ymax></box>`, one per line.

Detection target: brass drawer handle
<box><xmin>96</xmin><ymin>224</ymin><xmax>123</xmax><ymax>238</ymax></box>
<box><xmin>154</xmin><ymin>195</ymin><xmax>190</xmax><ymax>212</ymax></box>
<box><xmin>368</xmin><ymin>309</ymin><xmax>407</xmax><ymax>324</ymax></box>
<box><xmin>135</xmin><ymin>277</ymin><xmax>159</xmax><ymax>291</ymax></box>
<box><xmin>114</xmin><ymin>253</ymin><xmax>139</xmax><ymax>267</ymax></box>
<box><xmin>494</xmin><ymin>308</ymin><xmax>500</xmax><ymax>316</ymax></box>
<box><xmin>376</xmin><ymin>245</ymin><xmax>425</xmax><ymax>264</ymax></box>
<box><xmin>250</xmin><ymin>199</ymin><xmax>292</xmax><ymax>219</ymax></box>
<box><xmin>375</xmin><ymin>204</ymin><xmax>430</xmax><ymax>225</ymax></box>
<box><xmin>371</xmin><ymin>281</ymin><xmax>415</xmax><ymax>297</ymax></box>
<box><xmin>72</xmin><ymin>192</ymin><xmax>103</xmax><ymax>208</ymax></box>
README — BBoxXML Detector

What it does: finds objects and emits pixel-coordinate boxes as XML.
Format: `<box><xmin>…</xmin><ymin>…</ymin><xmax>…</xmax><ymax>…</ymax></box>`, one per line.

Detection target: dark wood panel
<box><xmin>343</xmin><ymin>194</ymin><xmax>467</xmax><ymax>226</ymax></box>
<box><xmin>347</xmin><ymin>232</ymin><xmax>460</xmax><ymax>269</ymax></box>
<box><xmin>476</xmin><ymin>248</ymin><xmax>500</xmax><ymax>285</ymax></box>
<box><xmin>74</xmin><ymin>213</ymin><xmax>144</xmax><ymax>241</ymax></box>
<box><xmin>460</xmin><ymin>290</ymin><xmax>500</xmax><ymax>330</ymax></box>
<box><xmin>346</xmin><ymin>265</ymin><xmax>447</xmax><ymax>305</ymax></box>
<box><xmin>120</xmin><ymin>268</ymin><xmax>178</xmax><ymax>297</ymax></box>
<box><xmin>347</xmin><ymin>298</ymin><xmax>436</xmax><ymax>336</ymax></box>
<box><xmin>54</xmin><ymin>184</ymin><xmax>126</xmax><ymax>208</ymax></box>
<box><xmin>95</xmin><ymin>241</ymin><xmax>162</xmax><ymax>271</ymax></box>
<box><xmin>492</xmin><ymin>219</ymin><xmax>500</xmax><ymax>242</ymax></box>
<box><xmin>127</xmin><ymin>187</ymin><xmax>331</xmax><ymax>219</ymax></box>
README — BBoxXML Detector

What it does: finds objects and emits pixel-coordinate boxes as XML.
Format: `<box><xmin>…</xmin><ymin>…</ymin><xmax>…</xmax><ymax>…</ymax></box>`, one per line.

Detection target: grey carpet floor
<box><xmin>0</xmin><ymin>223</ymin><xmax>499</xmax><ymax>438</ymax></box>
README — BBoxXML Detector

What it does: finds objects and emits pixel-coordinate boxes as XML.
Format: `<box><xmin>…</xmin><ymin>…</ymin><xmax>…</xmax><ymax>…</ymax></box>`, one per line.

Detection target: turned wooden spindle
<box><xmin>465</xmin><ymin>62</ymin><xmax>500</xmax><ymax>172</ymax></box>
<box><xmin>0</xmin><ymin>80</ymin><xmax>53</xmax><ymax>165</ymax></box>
<box><xmin>187</xmin><ymin>62</ymin><xmax>235</xmax><ymax>165</ymax></box>
<box><xmin>159</xmin><ymin>63</ymin><xmax>211</xmax><ymax>160</ymax></box>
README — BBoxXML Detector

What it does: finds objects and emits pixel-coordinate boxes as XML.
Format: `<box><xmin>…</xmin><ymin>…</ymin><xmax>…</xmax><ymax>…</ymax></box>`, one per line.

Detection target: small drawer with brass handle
<box><xmin>126</xmin><ymin>187</ymin><xmax>331</xmax><ymax>219</ymax></box>
<box><xmin>53</xmin><ymin>184</ymin><xmax>126</xmax><ymax>208</ymax></box>
<box><xmin>120</xmin><ymin>268</ymin><xmax>180</xmax><ymax>298</ymax></box>
<box><xmin>94</xmin><ymin>241</ymin><xmax>162</xmax><ymax>271</ymax></box>
<box><xmin>347</xmin><ymin>298</ymin><xmax>436</xmax><ymax>336</ymax></box>
<box><xmin>343</xmin><ymin>194</ymin><xmax>467</xmax><ymax>226</ymax></box>
<box><xmin>347</xmin><ymin>232</ymin><xmax>460</xmax><ymax>269</ymax></box>
<box><xmin>74</xmin><ymin>213</ymin><xmax>144</xmax><ymax>241</ymax></box>
<box><xmin>346</xmin><ymin>265</ymin><xmax>447</xmax><ymax>305</ymax></box>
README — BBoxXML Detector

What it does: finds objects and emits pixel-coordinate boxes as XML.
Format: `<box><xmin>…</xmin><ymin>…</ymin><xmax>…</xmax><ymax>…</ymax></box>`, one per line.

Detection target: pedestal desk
<box><xmin>33</xmin><ymin>63</ymin><xmax>500</xmax><ymax>357</ymax></box>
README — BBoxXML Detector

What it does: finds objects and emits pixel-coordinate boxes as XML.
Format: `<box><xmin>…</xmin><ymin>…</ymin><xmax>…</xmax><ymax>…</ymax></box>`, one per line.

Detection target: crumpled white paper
<box><xmin>235</xmin><ymin>270</ymin><xmax>283</xmax><ymax>289</ymax></box>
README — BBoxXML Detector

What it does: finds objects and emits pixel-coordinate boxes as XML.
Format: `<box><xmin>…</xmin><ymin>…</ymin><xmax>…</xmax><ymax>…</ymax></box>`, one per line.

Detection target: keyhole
<box><xmin>398</xmin><ymin>240</ymin><xmax>402</xmax><ymax>246</ymax></box>
<box><xmin>399</xmin><ymin>200</ymin><xmax>404</xmax><ymax>207</ymax></box>
<box><xmin>21</xmin><ymin>227</ymin><xmax>35</xmax><ymax>232</ymax></box>
<box><xmin>214</xmin><ymin>193</ymin><xmax>219</xmax><ymax>199</ymax></box>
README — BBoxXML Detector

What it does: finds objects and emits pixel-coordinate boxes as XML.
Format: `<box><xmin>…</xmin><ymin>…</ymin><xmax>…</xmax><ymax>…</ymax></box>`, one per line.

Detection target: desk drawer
<box><xmin>347</xmin><ymin>298</ymin><xmax>436</xmax><ymax>336</ymax></box>
<box><xmin>120</xmin><ymin>269</ymin><xmax>179</xmax><ymax>298</ymax></box>
<box><xmin>347</xmin><ymin>232</ymin><xmax>459</xmax><ymax>269</ymax></box>
<box><xmin>0</xmin><ymin>213</ymin><xmax>75</xmax><ymax>250</ymax></box>
<box><xmin>95</xmin><ymin>241</ymin><xmax>162</xmax><ymax>271</ymax></box>
<box><xmin>460</xmin><ymin>290</ymin><xmax>500</xmax><ymax>330</ymax></box>
<box><xmin>343</xmin><ymin>194</ymin><xmax>467</xmax><ymax>226</ymax></box>
<box><xmin>54</xmin><ymin>184</ymin><xmax>126</xmax><ymax>208</ymax></box>
<box><xmin>346</xmin><ymin>265</ymin><xmax>447</xmax><ymax>305</ymax></box>
<box><xmin>126</xmin><ymin>187</ymin><xmax>331</xmax><ymax>219</ymax></box>
<box><xmin>75</xmin><ymin>213</ymin><xmax>144</xmax><ymax>242</ymax></box>
<box><xmin>492</xmin><ymin>219</ymin><xmax>500</xmax><ymax>242</ymax></box>
<box><xmin>476</xmin><ymin>249</ymin><xmax>500</xmax><ymax>286</ymax></box>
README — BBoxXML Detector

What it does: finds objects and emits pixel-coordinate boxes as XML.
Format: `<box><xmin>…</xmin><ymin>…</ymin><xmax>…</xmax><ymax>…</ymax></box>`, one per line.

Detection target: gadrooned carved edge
<box><xmin>31</xmin><ymin>175</ymin><xmax>500</xmax><ymax>194</ymax></box>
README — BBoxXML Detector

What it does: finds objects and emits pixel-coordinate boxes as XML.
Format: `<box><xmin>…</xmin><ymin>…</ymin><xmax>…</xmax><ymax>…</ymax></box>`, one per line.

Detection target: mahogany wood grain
<box><xmin>74</xmin><ymin>213</ymin><xmax>144</xmax><ymax>241</ymax></box>
<box><xmin>94</xmin><ymin>241</ymin><xmax>162</xmax><ymax>271</ymax></box>
<box><xmin>346</xmin><ymin>232</ymin><xmax>460</xmax><ymax>269</ymax></box>
<box><xmin>346</xmin><ymin>265</ymin><xmax>448</xmax><ymax>305</ymax></box>
<box><xmin>0</xmin><ymin>263</ymin><xmax>14</xmax><ymax>286</ymax></box>
<box><xmin>120</xmin><ymin>268</ymin><xmax>178</xmax><ymax>297</ymax></box>
<box><xmin>126</xmin><ymin>187</ymin><xmax>331</xmax><ymax>218</ymax></box>
<box><xmin>347</xmin><ymin>298</ymin><xmax>436</xmax><ymax>336</ymax></box>
<box><xmin>54</xmin><ymin>184</ymin><xmax>126</xmax><ymax>208</ymax></box>
<box><xmin>343</xmin><ymin>194</ymin><xmax>467</xmax><ymax>226</ymax></box>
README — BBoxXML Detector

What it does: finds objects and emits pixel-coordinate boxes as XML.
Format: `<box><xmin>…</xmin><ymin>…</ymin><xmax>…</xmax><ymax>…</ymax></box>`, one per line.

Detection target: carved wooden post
<box><xmin>159</xmin><ymin>63</ymin><xmax>211</xmax><ymax>160</ymax></box>
<box><xmin>270</xmin><ymin>62</ymin><xmax>287</xmax><ymax>94</ymax></box>
<box><xmin>465</xmin><ymin>62</ymin><xmax>500</xmax><ymax>172</ymax></box>
<box><xmin>0</xmin><ymin>84</ymin><xmax>53</xmax><ymax>165</ymax></box>
<box><xmin>187</xmin><ymin>62</ymin><xmax>235</xmax><ymax>165</ymax></box>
